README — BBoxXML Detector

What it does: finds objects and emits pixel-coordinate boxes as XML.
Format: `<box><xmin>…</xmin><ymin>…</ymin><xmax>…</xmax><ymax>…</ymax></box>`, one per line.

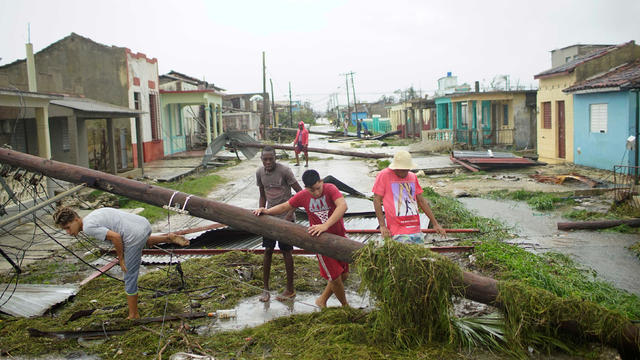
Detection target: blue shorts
<box><xmin>393</xmin><ymin>233</ymin><xmax>424</xmax><ymax>244</ymax></box>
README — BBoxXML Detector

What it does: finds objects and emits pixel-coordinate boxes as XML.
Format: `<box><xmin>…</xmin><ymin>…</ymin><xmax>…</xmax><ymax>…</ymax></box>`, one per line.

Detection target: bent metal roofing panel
<box><xmin>0</xmin><ymin>284</ymin><xmax>78</xmax><ymax>317</ymax></box>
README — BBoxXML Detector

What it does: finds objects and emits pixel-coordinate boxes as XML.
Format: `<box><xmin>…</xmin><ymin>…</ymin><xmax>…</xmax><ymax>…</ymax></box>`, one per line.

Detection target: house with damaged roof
<box><xmin>563</xmin><ymin>59</ymin><xmax>640</xmax><ymax>171</ymax></box>
<box><xmin>0</xmin><ymin>33</ymin><xmax>163</xmax><ymax>173</ymax></box>
<box><xmin>159</xmin><ymin>71</ymin><xmax>225</xmax><ymax>154</ymax></box>
<box><xmin>534</xmin><ymin>41</ymin><xmax>640</xmax><ymax>164</ymax></box>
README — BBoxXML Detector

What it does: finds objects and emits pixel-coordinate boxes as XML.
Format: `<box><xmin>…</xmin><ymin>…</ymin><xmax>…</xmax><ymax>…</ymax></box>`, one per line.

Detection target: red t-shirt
<box><xmin>288</xmin><ymin>183</ymin><xmax>346</xmax><ymax>237</ymax></box>
<box><xmin>372</xmin><ymin>168</ymin><xmax>423</xmax><ymax>235</ymax></box>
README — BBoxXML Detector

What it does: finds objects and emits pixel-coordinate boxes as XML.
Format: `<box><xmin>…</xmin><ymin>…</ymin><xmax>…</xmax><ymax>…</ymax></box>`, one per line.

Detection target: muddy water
<box><xmin>459</xmin><ymin>198</ymin><xmax>640</xmax><ymax>295</ymax></box>
<box><xmin>195</xmin><ymin>290</ymin><xmax>370</xmax><ymax>334</ymax></box>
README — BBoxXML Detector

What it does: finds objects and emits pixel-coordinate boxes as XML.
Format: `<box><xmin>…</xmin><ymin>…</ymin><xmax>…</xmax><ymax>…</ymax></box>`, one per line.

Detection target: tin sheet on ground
<box><xmin>0</xmin><ymin>283</ymin><xmax>79</xmax><ymax>317</ymax></box>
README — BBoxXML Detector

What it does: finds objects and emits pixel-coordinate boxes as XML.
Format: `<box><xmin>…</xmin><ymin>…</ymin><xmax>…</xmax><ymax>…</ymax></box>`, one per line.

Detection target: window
<box><xmin>460</xmin><ymin>102</ymin><xmax>468</xmax><ymax>127</ymax></box>
<box><xmin>149</xmin><ymin>93</ymin><xmax>160</xmax><ymax>140</ymax></box>
<box><xmin>542</xmin><ymin>102</ymin><xmax>551</xmax><ymax>129</ymax></box>
<box><xmin>503</xmin><ymin>104</ymin><xmax>509</xmax><ymax>126</ymax></box>
<box><xmin>590</xmin><ymin>103</ymin><xmax>607</xmax><ymax>133</ymax></box>
<box><xmin>134</xmin><ymin>92</ymin><xmax>141</xmax><ymax>110</ymax></box>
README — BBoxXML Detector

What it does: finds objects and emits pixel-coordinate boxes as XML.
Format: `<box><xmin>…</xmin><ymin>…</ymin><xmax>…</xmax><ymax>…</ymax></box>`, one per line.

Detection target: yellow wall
<box><xmin>536</xmin><ymin>73</ymin><xmax>576</xmax><ymax>163</ymax></box>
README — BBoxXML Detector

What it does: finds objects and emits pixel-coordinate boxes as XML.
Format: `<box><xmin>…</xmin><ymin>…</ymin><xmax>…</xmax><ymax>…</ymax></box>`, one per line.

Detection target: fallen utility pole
<box><xmin>272</xmin><ymin>127</ymin><xmax>342</xmax><ymax>137</ymax></box>
<box><xmin>232</xmin><ymin>142</ymin><xmax>390</xmax><ymax>159</ymax></box>
<box><xmin>0</xmin><ymin>149</ymin><xmax>362</xmax><ymax>264</ymax></box>
<box><xmin>0</xmin><ymin>149</ymin><xmax>637</xmax><ymax>358</ymax></box>
<box><xmin>344</xmin><ymin>228</ymin><xmax>479</xmax><ymax>234</ymax></box>
<box><xmin>558</xmin><ymin>218</ymin><xmax>640</xmax><ymax>231</ymax></box>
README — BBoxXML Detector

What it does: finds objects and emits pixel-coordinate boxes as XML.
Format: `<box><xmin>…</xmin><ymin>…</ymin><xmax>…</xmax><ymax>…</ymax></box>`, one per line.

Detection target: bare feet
<box><xmin>275</xmin><ymin>290</ymin><xmax>296</xmax><ymax>302</ymax></box>
<box><xmin>259</xmin><ymin>290</ymin><xmax>270</xmax><ymax>302</ymax></box>
<box><xmin>315</xmin><ymin>297</ymin><xmax>326</xmax><ymax>308</ymax></box>
<box><xmin>168</xmin><ymin>233</ymin><xmax>189</xmax><ymax>247</ymax></box>
<box><xmin>126</xmin><ymin>314</ymin><xmax>140</xmax><ymax>320</ymax></box>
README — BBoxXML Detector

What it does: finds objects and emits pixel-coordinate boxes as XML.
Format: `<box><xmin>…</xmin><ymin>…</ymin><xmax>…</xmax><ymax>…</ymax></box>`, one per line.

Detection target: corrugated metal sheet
<box><xmin>51</xmin><ymin>97</ymin><xmax>144</xmax><ymax>116</ymax></box>
<box><xmin>453</xmin><ymin>150</ymin><xmax>518</xmax><ymax>158</ymax></box>
<box><xmin>142</xmin><ymin>254</ymin><xmax>211</xmax><ymax>264</ymax></box>
<box><xmin>0</xmin><ymin>284</ymin><xmax>78</xmax><ymax>317</ymax></box>
<box><xmin>142</xmin><ymin>217</ymin><xmax>391</xmax><ymax>264</ymax></box>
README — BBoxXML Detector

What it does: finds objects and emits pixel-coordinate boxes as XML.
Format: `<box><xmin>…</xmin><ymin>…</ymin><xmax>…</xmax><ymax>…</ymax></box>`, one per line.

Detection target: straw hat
<box><xmin>389</xmin><ymin>150</ymin><xmax>417</xmax><ymax>170</ymax></box>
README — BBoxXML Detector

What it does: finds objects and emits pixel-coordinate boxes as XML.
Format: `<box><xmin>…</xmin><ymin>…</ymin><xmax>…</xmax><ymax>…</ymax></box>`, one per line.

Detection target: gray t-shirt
<box><xmin>256</xmin><ymin>163</ymin><xmax>297</xmax><ymax>218</ymax></box>
<box><xmin>83</xmin><ymin>207</ymin><xmax>151</xmax><ymax>246</ymax></box>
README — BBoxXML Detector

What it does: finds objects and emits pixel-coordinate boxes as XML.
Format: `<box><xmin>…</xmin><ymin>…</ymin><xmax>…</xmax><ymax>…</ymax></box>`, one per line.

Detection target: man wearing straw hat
<box><xmin>372</xmin><ymin>150</ymin><xmax>446</xmax><ymax>243</ymax></box>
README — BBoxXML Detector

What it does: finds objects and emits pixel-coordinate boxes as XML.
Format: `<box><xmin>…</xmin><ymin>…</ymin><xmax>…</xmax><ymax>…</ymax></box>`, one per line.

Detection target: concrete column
<box><xmin>212</xmin><ymin>104</ymin><xmax>218</xmax><ymax>139</ymax></box>
<box><xmin>135</xmin><ymin>116</ymin><xmax>144</xmax><ymax>176</ymax></box>
<box><xmin>217</xmin><ymin>104</ymin><xmax>224</xmax><ymax>136</ymax></box>
<box><xmin>26</xmin><ymin>43</ymin><xmax>37</xmax><ymax>92</ymax></box>
<box><xmin>76</xmin><ymin>118</ymin><xmax>89</xmax><ymax>168</ymax></box>
<box><xmin>35</xmin><ymin>106</ymin><xmax>51</xmax><ymax>159</ymax></box>
<box><xmin>106</xmin><ymin>118</ymin><xmax>118</xmax><ymax>174</ymax></box>
<box><xmin>204</xmin><ymin>101</ymin><xmax>212</xmax><ymax>144</ymax></box>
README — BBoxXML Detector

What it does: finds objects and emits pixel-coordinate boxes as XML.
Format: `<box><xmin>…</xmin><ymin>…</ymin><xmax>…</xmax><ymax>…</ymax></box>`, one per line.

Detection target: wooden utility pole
<box><xmin>232</xmin><ymin>142</ymin><xmax>390</xmax><ymax>159</ymax></box>
<box><xmin>262</xmin><ymin>51</ymin><xmax>268</xmax><ymax>139</ymax></box>
<box><xmin>343</xmin><ymin>73</ymin><xmax>351</xmax><ymax>126</ymax></box>
<box><xmin>270</xmin><ymin>78</ymin><xmax>276</xmax><ymax>127</ymax></box>
<box><xmin>349</xmin><ymin>71</ymin><xmax>359</xmax><ymax>137</ymax></box>
<box><xmin>288</xmin><ymin>82</ymin><xmax>293</xmax><ymax>127</ymax></box>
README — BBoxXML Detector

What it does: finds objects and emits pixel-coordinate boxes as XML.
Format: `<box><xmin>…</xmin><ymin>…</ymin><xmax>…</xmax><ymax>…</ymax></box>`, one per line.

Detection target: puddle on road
<box><xmin>196</xmin><ymin>290</ymin><xmax>370</xmax><ymax>335</ymax></box>
<box><xmin>459</xmin><ymin>197</ymin><xmax>640</xmax><ymax>295</ymax></box>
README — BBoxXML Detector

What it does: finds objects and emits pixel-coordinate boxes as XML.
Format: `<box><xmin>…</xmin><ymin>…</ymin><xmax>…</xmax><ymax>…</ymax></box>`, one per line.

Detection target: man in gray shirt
<box><xmin>54</xmin><ymin>206</ymin><xmax>189</xmax><ymax>319</ymax></box>
<box><xmin>256</xmin><ymin>146</ymin><xmax>302</xmax><ymax>301</ymax></box>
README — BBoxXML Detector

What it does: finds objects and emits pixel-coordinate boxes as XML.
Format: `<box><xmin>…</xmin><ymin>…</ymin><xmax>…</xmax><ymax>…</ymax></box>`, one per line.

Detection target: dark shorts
<box><xmin>295</xmin><ymin>142</ymin><xmax>307</xmax><ymax>154</ymax></box>
<box><xmin>262</xmin><ymin>237</ymin><xmax>293</xmax><ymax>251</ymax></box>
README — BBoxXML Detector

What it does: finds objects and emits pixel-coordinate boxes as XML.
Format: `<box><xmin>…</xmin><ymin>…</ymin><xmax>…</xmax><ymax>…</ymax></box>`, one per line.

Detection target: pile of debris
<box><xmin>530</xmin><ymin>173</ymin><xmax>601</xmax><ymax>188</ymax></box>
<box><xmin>450</xmin><ymin>150</ymin><xmax>543</xmax><ymax>172</ymax></box>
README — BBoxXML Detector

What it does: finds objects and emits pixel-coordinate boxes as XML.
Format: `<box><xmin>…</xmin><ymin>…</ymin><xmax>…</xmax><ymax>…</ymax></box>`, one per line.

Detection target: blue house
<box><xmin>564</xmin><ymin>60</ymin><xmax>640</xmax><ymax>171</ymax></box>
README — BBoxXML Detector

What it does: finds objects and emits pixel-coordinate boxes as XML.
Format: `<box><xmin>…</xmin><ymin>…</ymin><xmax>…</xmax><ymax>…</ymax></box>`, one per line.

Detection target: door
<box><xmin>557</xmin><ymin>101</ymin><xmax>565</xmax><ymax>159</ymax></box>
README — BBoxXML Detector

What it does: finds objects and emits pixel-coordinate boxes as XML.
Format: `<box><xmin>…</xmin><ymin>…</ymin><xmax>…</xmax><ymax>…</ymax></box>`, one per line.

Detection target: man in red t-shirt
<box><xmin>372</xmin><ymin>150</ymin><xmax>445</xmax><ymax>243</ymax></box>
<box><xmin>253</xmin><ymin>169</ymin><xmax>349</xmax><ymax>308</ymax></box>
<box><xmin>293</xmin><ymin>121</ymin><xmax>309</xmax><ymax>167</ymax></box>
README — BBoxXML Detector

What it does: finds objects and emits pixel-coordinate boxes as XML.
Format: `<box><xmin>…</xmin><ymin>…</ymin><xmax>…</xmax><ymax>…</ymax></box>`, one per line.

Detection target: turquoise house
<box><xmin>564</xmin><ymin>60</ymin><xmax>640</xmax><ymax>171</ymax></box>
<box><xmin>159</xmin><ymin>72</ymin><xmax>224</xmax><ymax>155</ymax></box>
<box><xmin>435</xmin><ymin>97</ymin><xmax>452</xmax><ymax>129</ymax></box>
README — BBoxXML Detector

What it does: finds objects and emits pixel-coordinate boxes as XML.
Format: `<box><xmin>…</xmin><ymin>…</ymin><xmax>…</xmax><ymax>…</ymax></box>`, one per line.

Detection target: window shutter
<box><xmin>543</xmin><ymin>102</ymin><xmax>551</xmax><ymax>129</ymax></box>
<box><xmin>589</xmin><ymin>104</ymin><xmax>607</xmax><ymax>133</ymax></box>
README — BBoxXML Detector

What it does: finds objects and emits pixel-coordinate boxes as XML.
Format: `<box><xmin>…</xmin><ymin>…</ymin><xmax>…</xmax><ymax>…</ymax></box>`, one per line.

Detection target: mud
<box><xmin>459</xmin><ymin>197</ymin><xmax>640</xmax><ymax>295</ymax></box>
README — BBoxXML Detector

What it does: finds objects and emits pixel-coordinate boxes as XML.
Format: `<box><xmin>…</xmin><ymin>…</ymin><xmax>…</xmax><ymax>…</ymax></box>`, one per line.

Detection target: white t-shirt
<box><xmin>83</xmin><ymin>207</ymin><xmax>151</xmax><ymax>245</ymax></box>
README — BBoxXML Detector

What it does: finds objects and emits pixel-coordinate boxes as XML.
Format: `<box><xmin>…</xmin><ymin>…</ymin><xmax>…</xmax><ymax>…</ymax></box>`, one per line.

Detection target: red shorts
<box><xmin>316</xmin><ymin>254</ymin><xmax>349</xmax><ymax>281</ymax></box>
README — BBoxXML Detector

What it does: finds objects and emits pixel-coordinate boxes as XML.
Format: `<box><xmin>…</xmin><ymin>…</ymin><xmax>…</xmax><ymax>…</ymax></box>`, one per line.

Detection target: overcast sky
<box><xmin>1</xmin><ymin>0</ymin><xmax>639</xmax><ymax>110</ymax></box>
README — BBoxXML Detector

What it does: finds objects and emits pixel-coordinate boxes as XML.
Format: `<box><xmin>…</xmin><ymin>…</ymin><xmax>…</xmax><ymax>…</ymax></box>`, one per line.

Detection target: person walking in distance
<box><xmin>294</xmin><ymin>121</ymin><xmax>309</xmax><ymax>167</ymax></box>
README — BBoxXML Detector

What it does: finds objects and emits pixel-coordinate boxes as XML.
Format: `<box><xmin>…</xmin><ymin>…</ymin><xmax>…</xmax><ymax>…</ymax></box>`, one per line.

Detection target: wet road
<box><xmin>459</xmin><ymin>197</ymin><xmax>640</xmax><ymax>295</ymax></box>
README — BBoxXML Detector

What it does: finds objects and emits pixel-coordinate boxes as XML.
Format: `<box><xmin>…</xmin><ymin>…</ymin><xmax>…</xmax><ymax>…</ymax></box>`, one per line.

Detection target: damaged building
<box><xmin>0</xmin><ymin>33</ymin><xmax>162</xmax><ymax>173</ymax></box>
